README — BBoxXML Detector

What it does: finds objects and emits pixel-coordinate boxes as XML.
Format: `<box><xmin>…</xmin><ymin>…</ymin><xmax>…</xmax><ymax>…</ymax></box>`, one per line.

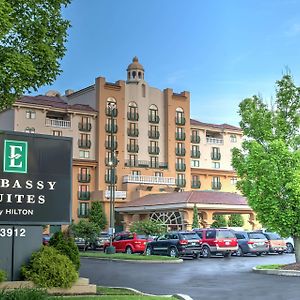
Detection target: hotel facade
<box><xmin>0</xmin><ymin>57</ymin><xmax>258</xmax><ymax>232</ymax></box>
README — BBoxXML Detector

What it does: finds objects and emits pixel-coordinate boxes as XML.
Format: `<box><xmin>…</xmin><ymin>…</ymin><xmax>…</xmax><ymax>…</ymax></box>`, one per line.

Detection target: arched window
<box><xmin>142</xmin><ymin>84</ymin><xmax>146</xmax><ymax>97</ymax></box>
<box><xmin>138</xmin><ymin>72</ymin><xmax>142</xmax><ymax>79</ymax></box>
<box><xmin>149</xmin><ymin>105</ymin><xmax>159</xmax><ymax>123</ymax></box>
<box><xmin>132</xmin><ymin>71</ymin><xmax>136</xmax><ymax>79</ymax></box>
<box><xmin>175</xmin><ymin>107</ymin><xmax>185</xmax><ymax>125</ymax></box>
<box><xmin>106</xmin><ymin>97</ymin><xmax>117</xmax><ymax>116</ymax></box>
<box><xmin>128</xmin><ymin>102</ymin><xmax>139</xmax><ymax>121</ymax></box>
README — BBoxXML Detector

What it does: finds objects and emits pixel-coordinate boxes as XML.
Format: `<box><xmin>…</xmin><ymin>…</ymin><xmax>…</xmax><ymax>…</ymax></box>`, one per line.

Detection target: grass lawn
<box><xmin>79</xmin><ymin>252</ymin><xmax>180</xmax><ymax>261</ymax></box>
<box><xmin>256</xmin><ymin>264</ymin><xmax>283</xmax><ymax>270</ymax></box>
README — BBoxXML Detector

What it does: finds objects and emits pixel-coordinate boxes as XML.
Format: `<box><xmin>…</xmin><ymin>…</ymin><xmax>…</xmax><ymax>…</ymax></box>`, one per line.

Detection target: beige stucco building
<box><xmin>0</xmin><ymin>57</ymin><xmax>258</xmax><ymax>231</ymax></box>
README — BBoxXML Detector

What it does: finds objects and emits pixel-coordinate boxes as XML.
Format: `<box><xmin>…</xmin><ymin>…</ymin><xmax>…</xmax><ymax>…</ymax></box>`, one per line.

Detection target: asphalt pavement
<box><xmin>79</xmin><ymin>253</ymin><xmax>299</xmax><ymax>300</ymax></box>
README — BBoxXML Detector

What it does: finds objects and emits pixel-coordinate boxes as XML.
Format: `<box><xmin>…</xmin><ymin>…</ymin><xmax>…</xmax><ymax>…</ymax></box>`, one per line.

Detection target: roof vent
<box><xmin>45</xmin><ymin>90</ymin><xmax>61</xmax><ymax>97</ymax></box>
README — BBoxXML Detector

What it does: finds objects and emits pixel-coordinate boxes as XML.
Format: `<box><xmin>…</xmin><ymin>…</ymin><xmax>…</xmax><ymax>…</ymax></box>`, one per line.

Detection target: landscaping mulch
<box><xmin>280</xmin><ymin>263</ymin><xmax>300</xmax><ymax>271</ymax></box>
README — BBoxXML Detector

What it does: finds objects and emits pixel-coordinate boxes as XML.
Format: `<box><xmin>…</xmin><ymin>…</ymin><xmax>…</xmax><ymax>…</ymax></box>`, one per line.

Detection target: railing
<box><xmin>78</xmin><ymin>139</ymin><xmax>91</xmax><ymax>149</ymax></box>
<box><xmin>149</xmin><ymin>115</ymin><xmax>160</xmax><ymax>123</ymax></box>
<box><xmin>123</xmin><ymin>175</ymin><xmax>175</xmax><ymax>185</ymax></box>
<box><xmin>175</xmin><ymin>132</ymin><xmax>186</xmax><ymax>141</ymax></box>
<box><xmin>206</xmin><ymin>137</ymin><xmax>224</xmax><ymax>144</ymax></box>
<box><xmin>175</xmin><ymin>148</ymin><xmax>186</xmax><ymax>156</ymax></box>
<box><xmin>212</xmin><ymin>182</ymin><xmax>222</xmax><ymax>190</ymax></box>
<box><xmin>176</xmin><ymin>179</ymin><xmax>186</xmax><ymax>187</ymax></box>
<box><xmin>105</xmin><ymin>107</ymin><xmax>118</xmax><ymax>117</ymax></box>
<box><xmin>148</xmin><ymin>131</ymin><xmax>160</xmax><ymax>139</ymax></box>
<box><xmin>105</xmin><ymin>175</ymin><xmax>118</xmax><ymax>184</ymax></box>
<box><xmin>191</xmin><ymin>181</ymin><xmax>201</xmax><ymax>189</ymax></box>
<box><xmin>124</xmin><ymin>160</ymin><xmax>168</xmax><ymax>169</ymax></box>
<box><xmin>77</xmin><ymin>208</ymin><xmax>89</xmax><ymax>218</ymax></box>
<box><xmin>148</xmin><ymin>146</ymin><xmax>160</xmax><ymax>154</ymax></box>
<box><xmin>105</xmin><ymin>157</ymin><xmax>118</xmax><ymax>166</ymax></box>
<box><xmin>211</xmin><ymin>152</ymin><xmax>221</xmax><ymax>160</ymax></box>
<box><xmin>175</xmin><ymin>117</ymin><xmax>186</xmax><ymax>125</ymax></box>
<box><xmin>127</xmin><ymin>144</ymin><xmax>139</xmax><ymax>153</ymax></box>
<box><xmin>191</xmin><ymin>135</ymin><xmax>200</xmax><ymax>143</ymax></box>
<box><xmin>78</xmin><ymin>174</ymin><xmax>91</xmax><ymax>183</ymax></box>
<box><xmin>78</xmin><ymin>123</ymin><xmax>92</xmax><ymax>132</ymax></box>
<box><xmin>127</xmin><ymin>128</ymin><xmax>139</xmax><ymax>137</ymax></box>
<box><xmin>127</xmin><ymin>112</ymin><xmax>139</xmax><ymax>121</ymax></box>
<box><xmin>191</xmin><ymin>150</ymin><xmax>201</xmax><ymax>158</ymax></box>
<box><xmin>78</xmin><ymin>191</ymin><xmax>90</xmax><ymax>200</ymax></box>
<box><xmin>45</xmin><ymin>118</ymin><xmax>71</xmax><ymax>128</ymax></box>
<box><xmin>176</xmin><ymin>163</ymin><xmax>186</xmax><ymax>172</ymax></box>
<box><xmin>105</xmin><ymin>124</ymin><xmax>118</xmax><ymax>133</ymax></box>
<box><xmin>105</xmin><ymin>141</ymin><xmax>118</xmax><ymax>150</ymax></box>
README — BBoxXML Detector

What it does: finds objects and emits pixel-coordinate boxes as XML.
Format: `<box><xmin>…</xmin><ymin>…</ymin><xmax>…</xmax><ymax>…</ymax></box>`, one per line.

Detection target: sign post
<box><xmin>0</xmin><ymin>131</ymin><xmax>72</xmax><ymax>280</ymax></box>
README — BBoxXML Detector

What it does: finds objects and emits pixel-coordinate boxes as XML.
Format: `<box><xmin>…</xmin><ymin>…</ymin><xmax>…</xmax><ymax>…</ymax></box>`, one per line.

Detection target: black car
<box><xmin>145</xmin><ymin>231</ymin><xmax>202</xmax><ymax>258</ymax></box>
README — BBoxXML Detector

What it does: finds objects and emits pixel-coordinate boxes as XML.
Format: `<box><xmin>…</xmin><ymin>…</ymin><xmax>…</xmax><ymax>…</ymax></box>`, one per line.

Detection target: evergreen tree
<box><xmin>211</xmin><ymin>214</ymin><xmax>227</xmax><ymax>228</ymax></box>
<box><xmin>228</xmin><ymin>214</ymin><xmax>244</xmax><ymax>227</ymax></box>
<box><xmin>192</xmin><ymin>204</ymin><xmax>200</xmax><ymax>229</ymax></box>
<box><xmin>89</xmin><ymin>201</ymin><xmax>107</xmax><ymax>231</ymax></box>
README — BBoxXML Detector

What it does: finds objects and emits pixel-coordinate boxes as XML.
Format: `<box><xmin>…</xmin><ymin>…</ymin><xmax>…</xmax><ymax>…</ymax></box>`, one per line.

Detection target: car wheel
<box><xmin>168</xmin><ymin>247</ymin><xmax>178</xmax><ymax>258</ymax></box>
<box><xmin>256</xmin><ymin>252</ymin><xmax>262</xmax><ymax>256</ymax></box>
<box><xmin>202</xmin><ymin>246</ymin><xmax>211</xmax><ymax>258</ymax></box>
<box><xmin>193</xmin><ymin>253</ymin><xmax>200</xmax><ymax>259</ymax></box>
<box><xmin>236</xmin><ymin>247</ymin><xmax>244</xmax><ymax>257</ymax></box>
<box><xmin>286</xmin><ymin>243</ymin><xmax>294</xmax><ymax>253</ymax></box>
<box><xmin>125</xmin><ymin>246</ymin><xmax>133</xmax><ymax>254</ymax></box>
<box><xmin>145</xmin><ymin>246</ymin><xmax>152</xmax><ymax>256</ymax></box>
<box><xmin>278</xmin><ymin>252</ymin><xmax>283</xmax><ymax>255</ymax></box>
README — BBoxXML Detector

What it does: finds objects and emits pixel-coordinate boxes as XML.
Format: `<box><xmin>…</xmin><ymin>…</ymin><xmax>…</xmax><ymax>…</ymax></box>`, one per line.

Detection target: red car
<box><xmin>194</xmin><ymin>228</ymin><xmax>238</xmax><ymax>257</ymax></box>
<box><xmin>103</xmin><ymin>232</ymin><xmax>151</xmax><ymax>254</ymax></box>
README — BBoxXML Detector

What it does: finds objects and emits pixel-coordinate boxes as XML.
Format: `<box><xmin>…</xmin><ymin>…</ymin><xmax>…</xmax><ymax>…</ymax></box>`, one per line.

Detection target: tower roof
<box><xmin>127</xmin><ymin>56</ymin><xmax>144</xmax><ymax>71</ymax></box>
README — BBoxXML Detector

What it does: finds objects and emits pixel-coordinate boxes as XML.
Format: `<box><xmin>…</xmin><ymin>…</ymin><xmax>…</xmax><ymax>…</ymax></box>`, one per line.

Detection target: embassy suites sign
<box><xmin>0</xmin><ymin>131</ymin><xmax>72</xmax><ymax>224</ymax></box>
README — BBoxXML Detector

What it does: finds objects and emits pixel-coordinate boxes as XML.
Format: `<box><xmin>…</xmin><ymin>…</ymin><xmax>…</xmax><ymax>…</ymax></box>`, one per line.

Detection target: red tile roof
<box><xmin>16</xmin><ymin>95</ymin><xmax>97</xmax><ymax>113</ymax></box>
<box><xmin>119</xmin><ymin>191</ymin><xmax>247</xmax><ymax>208</ymax></box>
<box><xmin>190</xmin><ymin>119</ymin><xmax>241</xmax><ymax>131</ymax></box>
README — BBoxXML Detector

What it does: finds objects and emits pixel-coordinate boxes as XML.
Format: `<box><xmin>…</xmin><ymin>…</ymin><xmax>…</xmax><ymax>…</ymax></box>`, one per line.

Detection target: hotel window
<box><xmin>78</xmin><ymin>203</ymin><xmax>89</xmax><ymax>217</ymax></box>
<box><xmin>79</xmin><ymin>150</ymin><xmax>90</xmax><ymax>159</ymax></box>
<box><xmin>175</xmin><ymin>107</ymin><xmax>185</xmax><ymax>125</ymax></box>
<box><xmin>212</xmin><ymin>162</ymin><xmax>220</xmax><ymax>169</ymax></box>
<box><xmin>230</xmin><ymin>134</ymin><xmax>237</xmax><ymax>142</ymax></box>
<box><xmin>231</xmin><ymin>177</ymin><xmax>238</xmax><ymax>185</ymax></box>
<box><xmin>132</xmin><ymin>170</ymin><xmax>141</xmax><ymax>176</ymax></box>
<box><xmin>53</xmin><ymin>130</ymin><xmax>62</xmax><ymax>136</ymax></box>
<box><xmin>26</xmin><ymin>110</ymin><xmax>36</xmax><ymax>119</ymax></box>
<box><xmin>154</xmin><ymin>172</ymin><xmax>163</xmax><ymax>177</ymax></box>
<box><xmin>150</xmin><ymin>156</ymin><xmax>159</xmax><ymax>168</ymax></box>
<box><xmin>25</xmin><ymin>127</ymin><xmax>35</xmax><ymax>133</ymax></box>
<box><xmin>128</xmin><ymin>154</ymin><xmax>138</xmax><ymax>166</ymax></box>
<box><xmin>191</xmin><ymin>160</ymin><xmax>200</xmax><ymax>168</ymax></box>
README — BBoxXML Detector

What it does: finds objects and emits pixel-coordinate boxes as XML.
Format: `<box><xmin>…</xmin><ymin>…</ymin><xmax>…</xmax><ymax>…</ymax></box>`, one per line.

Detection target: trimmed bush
<box><xmin>0</xmin><ymin>288</ymin><xmax>48</xmax><ymax>300</ymax></box>
<box><xmin>49</xmin><ymin>231</ymin><xmax>80</xmax><ymax>270</ymax></box>
<box><xmin>21</xmin><ymin>246</ymin><xmax>78</xmax><ymax>288</ymax></box>
<box><xmin>0</xmin><ymin>269</ymin><xmax>6</xmax><ymax>283</ymax></box>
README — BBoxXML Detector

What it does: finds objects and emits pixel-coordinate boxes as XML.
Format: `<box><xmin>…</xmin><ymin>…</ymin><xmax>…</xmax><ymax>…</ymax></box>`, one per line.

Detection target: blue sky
<box><xmin>36</xmin><ymin>0</ymin><xmax>300</xmax><ymax>126</ymax></box>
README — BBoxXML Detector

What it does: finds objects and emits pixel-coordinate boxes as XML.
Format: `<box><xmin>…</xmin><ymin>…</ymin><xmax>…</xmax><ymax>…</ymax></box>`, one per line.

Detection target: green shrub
<box><xmin>49</xmin><ymin>231</ymin><xmax>80</xmax><ymax>270</ymax></box>
<box><xmin>0</xmin><ymin>269</ymin><xmax>6</xmax><ymax>283</ymax></box>
<box><xmin>0</xmin><ymin>288</ymin><xmax>48</xmax><ymax>300</ymax></box>
<box><xmin>21</xmin><ymin>246</ymin><xmax>78</xmax><ymax>288</ymax></box>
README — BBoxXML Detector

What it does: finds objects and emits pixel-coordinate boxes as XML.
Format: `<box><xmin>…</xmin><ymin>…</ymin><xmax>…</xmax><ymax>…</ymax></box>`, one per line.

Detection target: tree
<box><xmin>70</xmin><ymin>220</ymin><xmax>99</xmax><ymax>251</ymax></box>
<box><xmin>228</xmin><ymin>214</ymin><xmax>244</xmax><ymax>227</ymax></box>
<box><xmin>89</xmin><ymin>201</ymin><xmax>107</xmax><ymax>231</ymax></box>
<box><xmin>0</xmin><ymin>0</ymin><xmax>70</xmax><ymax>110</ymax></box>
<box><xmin>211</xmin><ymin>214</ymin><xmax>227</xmax><ymax>228</ymax></box>
<box><xmin>192</xmin><ymin>204</ymin><xmax>200</xmax><ymax>229</ymax></box>
<box><xmin>232</xmin><ymin>74</ymin><xmax>300</xmax><ymax>262</ymax></box>
<box><xmin>130</xmin><ymin>220</ymin><xmax>166</xmax><ymax>237</ymax></box>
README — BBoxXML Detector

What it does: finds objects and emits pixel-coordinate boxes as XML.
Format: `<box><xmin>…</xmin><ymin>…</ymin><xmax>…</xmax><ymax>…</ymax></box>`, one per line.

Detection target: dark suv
<box><xmin>194</xmin><ymin>228</ymin><xmax>238</xmax><ymax>257</ymax></box>
<box><xmin>145</xmin><ymin>231</ymin><xmax>202</xmax><ymax>258</ymax></box>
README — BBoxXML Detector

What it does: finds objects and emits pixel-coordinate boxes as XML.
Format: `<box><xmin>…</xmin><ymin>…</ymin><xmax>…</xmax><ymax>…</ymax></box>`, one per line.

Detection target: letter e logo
<box><xmin>3</xmin><ymin>140</ymin><xmax>28</xmax><ymax>173</ymax></box>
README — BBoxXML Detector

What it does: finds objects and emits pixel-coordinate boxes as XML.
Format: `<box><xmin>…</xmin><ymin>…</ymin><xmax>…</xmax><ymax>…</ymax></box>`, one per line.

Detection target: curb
<box><xmin>80</xmin><ymin>256</ymin><xmax>183</xmax><ymax>264</ymax></box>
<box><xmin>106</xmin><ymin>286</ymin><xmax>193</xmax><ymax>299</ymax></box>
<box><xmin>252</xmin><ymin>267</ymin><xmax>300</xmax><ymax>277</ymax></box>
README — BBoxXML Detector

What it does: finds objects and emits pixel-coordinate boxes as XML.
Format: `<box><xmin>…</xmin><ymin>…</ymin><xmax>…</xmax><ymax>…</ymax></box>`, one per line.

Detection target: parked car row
<box><xmin>75</xmin><ymin>232</ymin><xmax>110</xmax><ymax>251</ymax></box>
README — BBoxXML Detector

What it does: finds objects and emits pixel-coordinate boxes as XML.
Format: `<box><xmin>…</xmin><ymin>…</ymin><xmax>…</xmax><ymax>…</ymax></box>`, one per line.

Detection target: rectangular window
<box><xmin>150</xmin><ymin>156</ymin><xmax>159</xmax><ymax>168</ymax></box>
<box><xmin>231</xmin><ymin>177</ymin><xmax>237</xmax><ymax>185</ymax></box>
<box><xmin>78</xmin><ymin>185</ymin><xmax>89</xmax><ymax>192</ymax></box>
<box><xmin>53</xmin><ymin>130</ymin><xmax>62</xmax><ymax>136</ymax></box>
<box><xmin>78</xmin><ymin>202</ymin><xmax>89</xmax><ymax>216</ymax></box>
<box><xmin>230</xmin><ymin>134</ymin><xmax>237</xmax><ymax>142</ymax></box>
<box><xmin>131</xmin><ymin>170</ymin><xmax>141</xmax><ymax>176</ymax></box>
<box><xmin>154</xmin><ymin>172</ymin><xmax>163</xmax><ymax>177</ymax></box>
<box><xmin>26</xmin><ymin>110</ymin><xmax>36</xmax><ymax>119</ymax></box>
<box><xmin>79</xmin><ymin>150</ymin><xmax>90</xmax><ymax>159</ymax></box>
<box><xmin>25</xmin><ymin>127</ymin><xmax>35</xmax><ymax>133</ymax></box>
<box><xmin>212</xmin><ymin>162</ymin><xmax>220</xmax><ymax>169</ymax></box>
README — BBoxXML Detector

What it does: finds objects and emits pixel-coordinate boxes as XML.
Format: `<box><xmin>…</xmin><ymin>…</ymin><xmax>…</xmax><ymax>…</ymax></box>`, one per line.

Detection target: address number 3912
<box><xmin>0</xmin><ymin>228</ymin><xmax>26</xmax><ymax>237</ymax></box>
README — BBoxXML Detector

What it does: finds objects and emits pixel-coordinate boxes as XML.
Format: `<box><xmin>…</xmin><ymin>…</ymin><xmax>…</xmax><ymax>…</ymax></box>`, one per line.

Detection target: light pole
<box><xmin>106</xmin><ymin>102</ymin><xmax>116</xmax><ymax>254</ymax></box>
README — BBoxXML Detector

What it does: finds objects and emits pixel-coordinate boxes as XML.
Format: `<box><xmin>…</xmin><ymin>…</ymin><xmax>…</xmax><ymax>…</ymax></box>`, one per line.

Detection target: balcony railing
<box><xmin>127</xmin><ymin>144</ymin><xmax>139</xmax><ymax>153</ymax></box>
<box><xmin>127</xmin><ymin>128</ymin><xmax>139</xmax><ymax>137</ymax></box>
<box><xmin>148</xmin><ymin>115</ymin><xmax>160</xmax><ymax>123</ymax></box>
<box><xmin>148</xmin><ymin>131</ymin><xmax>160</xmax><ymax>139</ymax></box>
<box><xmin>77</xmin><ymin>208</ymin><xmax>89</xmax><ymax>218</ymax></box>
<box><xmin>105</xmin><ymin>107</ymin><xmax>118</xmax><ymax>117</ymax></box>
<box><xmin>124</xmin><ymin>160</ymin><xmax>168</xmax><ymax>169</ymax></box>
<box><xmin>105</xmin><ymin>175</ymin><xmax>118</xmax><ymax>184</ymax></box>
<box><xmin>206</xmin><ymin>137</ymin><xmax>224</xmax><ymax>145</ymax></box>
<box><xmin>176</xmin><ymin>163</ymin><xmax>186</xmax><ymax>172</ymax></box>
<box><xmin>105</xmin><ymin>157</ymin><xmax>118</xmax><ymax>166</ymax></box>
<box><xmin>78</xmin><ymin>122</ymin><xmax>92</xmax><ymax>132</ymax></box>
<box><xmin>45</xmin><ymin>118</ymin><xmax>71</xmax><ymax>128</ymax></box>
<box><xmin>105</xmin><ymin>141</ymin><xmax>118</xmax><ymax>150</ymax></box>
<box><xmin>78</xmin><ymin>139</ymin><xmax>91</xmax><ymax>149</ymax></box>
<box><xmin>175</xmin><ymin>117</ymin><xmax>186</xmax><ymax>125</ymax></box>
<box><xmin>175</xmin><ymin>148</ymin><xmax>186</xmax><ymax>156</ymax></box>
<box><xmin>212</xmin><ymin>182</ymin><xmax>222</xmax><ymax>190</ymax></box>
<box><xmin>211</xmin><ymin>152</ymin><xmax>221</xmax><ymax>160</ymax></box>
<box><xmin>175</xmin><ymin>132</ymin><xmax>186</xmax><ymax>141</ymax></box>
<box><xmin>148</xmin><ymin>146</ymin><xmax>160</xmax><ymax>154</ymax></box>
<box><xmin>191</xmin><ymin>150</ymin><xmax>201</xmax><ymax>158</ymax></box>
<box><xmin>105</xmin><ymin>124</ymin><xmax>118</xmax><ymax>133</ymax></box>
<box><xmin>176</xmin><ymin>179</ymin><xmax>186</xmax><ymax>187</ymax></box>
<box><xmin>191</xmin><ymin>181</ymin><xmax>201</xmax><ymax>189</ymax></box>
<box><xmin>123</xmin><ymin>175</ymin><xmax>175</xmax><ymax>185</ymax></box>
<box><xmin>191</xmin><ymin>135</ymin><xmax>200</xmax><ymax>143</ymax></box>
<box><xmin>78</xmin><ymin>174</ymin><xmax>91</xmax><ymax>183</ymax></box>
<box><xmin>127</xmin><ymin>112</ymin><xmax>139</xmax><ymax>121</ymax></box>
<box><xmin>78</xmin><ymin>191</ymin><xmax>90</xmax><ymax>200</ymax></box>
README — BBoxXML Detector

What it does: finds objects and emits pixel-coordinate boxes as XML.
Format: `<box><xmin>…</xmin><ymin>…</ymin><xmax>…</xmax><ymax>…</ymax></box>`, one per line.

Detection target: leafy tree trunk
<box><xmin>293</xmin><ymin>236</ymin><xmax>300</xmax><ymax>263</ymax></box>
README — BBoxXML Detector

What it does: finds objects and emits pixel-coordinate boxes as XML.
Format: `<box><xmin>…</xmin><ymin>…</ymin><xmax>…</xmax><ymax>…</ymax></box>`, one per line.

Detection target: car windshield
<box><xmin>137</xmin><ymin>234</ymin><xmax>147</xmax><ymax>239</ymax></box>
<box><xmin>266</xmin><ymin>233</ymin><xmax>282</xmax><ymax>240</ymax></box>
<box><xmin>216</xmin><ymin>230</ymin><xmax>235</xmax><ymax>238</ymax></box>
<box><xmin>180</xmin><ymin>233</ymin><xmax>199</xmax><ymax>240</ymax></box>
<box><xmin>248</xmin><ymin>233</ymin><xmax>266</xmax><ymax>239</ymax></box>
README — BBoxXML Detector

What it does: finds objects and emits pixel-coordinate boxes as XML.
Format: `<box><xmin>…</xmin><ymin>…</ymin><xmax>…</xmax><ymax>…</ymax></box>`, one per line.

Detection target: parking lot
<box><xmin>80</xmin><ymin>253</ymin><xmax>299</xmax><ymax>300</ymax></box>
